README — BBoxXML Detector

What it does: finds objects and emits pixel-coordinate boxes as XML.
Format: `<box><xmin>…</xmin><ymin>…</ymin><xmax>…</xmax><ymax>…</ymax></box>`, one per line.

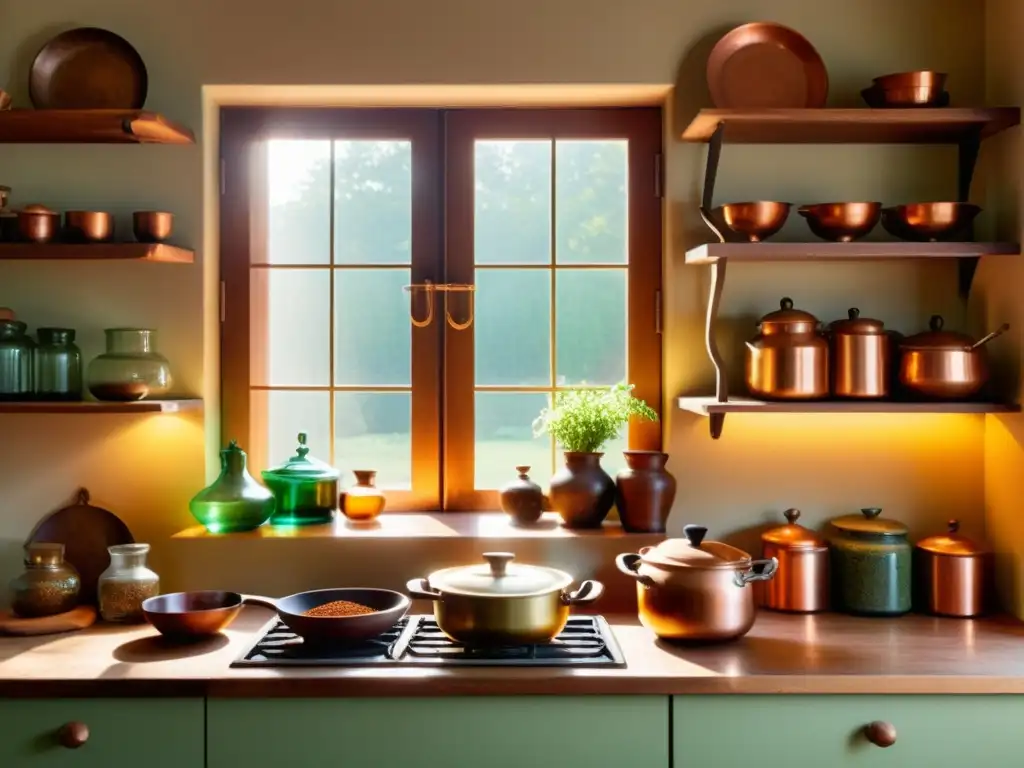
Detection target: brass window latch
<box><xmin>403</xmin><ymin>281</ymin><xmax>476</xmax><ymax>330</ymax></box>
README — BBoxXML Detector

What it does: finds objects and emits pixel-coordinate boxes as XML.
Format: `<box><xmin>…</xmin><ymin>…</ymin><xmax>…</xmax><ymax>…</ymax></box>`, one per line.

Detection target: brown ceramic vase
<box><xmin>548</xmin><ymin>452</ymin><xmax>615</xmax><ymax>529</ymax></box>
<box><xmin>615</xmin><ymin>450</ymin><xmax>676</xmax><ymax>533</ymax></box>
<box><xmin>499</xmin><ymin>465</ymin><xmax>544</xmax><ymax>525</ymax></box>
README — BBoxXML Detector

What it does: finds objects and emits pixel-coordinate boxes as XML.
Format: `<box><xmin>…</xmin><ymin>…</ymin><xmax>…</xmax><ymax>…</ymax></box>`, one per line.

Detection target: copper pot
<box><xmin>898</xmin><ymin>315</ymin><xmax>1009</xmax><ymax>399</ymax></box>
<box><xmin>829</xmin><ymin>308</ymin><xmax>890</xmax><ymax>398</ymax></box>
<box><xmin>17</xmin><ymin>204</ymin><xmax>59</xmax><ymax>243</ymax></box>
<box><xmin>759</xmin><ymin>509</ymin><xmax>829</xmax><ymax>613</ymax></box>
<box><xmin>914</xmin><ymin>520</ymin><xmax>991</xmax><ymax>618</ymax></box>
<box><xmin>616</xmin><ymin>524</ymin><xmax>777</xmax><ymax>642</ymax></box>
<box><xmin>64</xmin><ymin>211</ymin><xmax>114</xmax><ymax>242</ymax></box>
<box><xmin>746</xmin><ymin>297</ymin><xmax>829</xmax><ymax>400</ymax></box>
<box><xmin>133</xmin><ymin>211</ymin><xmax>174</xmax><ymax>243</ymax></box>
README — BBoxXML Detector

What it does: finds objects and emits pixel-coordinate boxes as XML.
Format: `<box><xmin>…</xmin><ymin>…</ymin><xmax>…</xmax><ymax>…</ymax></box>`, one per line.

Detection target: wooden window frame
<box><xmin>221</xmin><ymin>106</ymin><xmax>662</xmax><ymax>512</ymax></box>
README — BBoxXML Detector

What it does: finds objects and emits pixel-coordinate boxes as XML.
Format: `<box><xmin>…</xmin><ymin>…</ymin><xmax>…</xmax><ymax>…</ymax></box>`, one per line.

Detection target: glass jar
<box><xmin>9</xmin><ymin>543</ymin><xmax>81</xmax><ymax>618</ymax></box>
<box><xmin>86</xmin><ymin>328</ymin><xmax>172</xmax><ymax>401</ymax></box>
<box><xmin>261</xmin><ymin>432</ymin><xmax>339</xmax><ymax>525</ymax></box>
<box><xmin>341</xmin><ymin>469</ymin><xmax>386</xmax><ymax>522</ymax></box>
<box><xmin>35</xmin><ymin>327</ymin><xmax>82</xmax><ymax>401</ymax></box>
<box><xmin>98</xmin><ymin>543</ymin><xmax>160</xmax><ymax>623</ymax></box>
<box><xmin>0</xmin><ymin>319</ymin><xmax>35</xmax><ymax>399</ymax></box>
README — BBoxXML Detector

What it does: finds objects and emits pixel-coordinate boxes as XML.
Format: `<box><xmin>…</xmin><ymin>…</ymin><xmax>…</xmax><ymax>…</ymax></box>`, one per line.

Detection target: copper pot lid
<box><xmin>19</xmin><ymin>203</ymin><xmax>58</xmax><ymax>215</ymax></box>
<box><xmin>830</xmin><ymin>507</ymin><xmax>908</xmax><ymax>537</ymax></box>
<box><xmin>900</xmin><ymin>315</ymin><xmax>974</xmax><ymax>350</ymax></box>
<box><xmin>829</xmin><ymin>307</ymin><xmax>885</xmax><ymax>334</ymax></box>
<box><xmin>761</xmin><ymin>509</ymin><xmax>828</xmax><ymax>551</ymax></box>
<box><xmin>758</xmin><ymin>297</ymin><xmax>820</xmax><ymax>335</ymax></box>
<box><xmin>916</xmin><ymin>519</ymin><xmax>990</xmax><ymax>556</ymax></box>
<box><xmin>640</xmin><ymin>524</ymin><xmax>752</xmax><ymax>570</ymax></box>
<box><xmin>262</xmin><ymin>432</ymin><xmax>339</xmax><ymax>480</ymax></box>
<box><xmin>425</xmin><ymin>552</ymin><xmax>573</xmax><ymax>598</ymax></box>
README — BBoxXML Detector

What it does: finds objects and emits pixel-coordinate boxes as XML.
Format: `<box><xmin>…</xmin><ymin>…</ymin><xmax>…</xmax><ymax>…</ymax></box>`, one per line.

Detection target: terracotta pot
<box><xmin>548</xmin><ymin>452</ymin><xmax>614</xmax><ymax>529</ymax></box>
<box><xmin>615</xmin><ymin>451</ymin><xmax>676</xmax><ymax>533</ymax></box>
<box><xmin>499</xmin><ymin>465</ymin><xmax>544</xmax><ymax>525</ymax></box>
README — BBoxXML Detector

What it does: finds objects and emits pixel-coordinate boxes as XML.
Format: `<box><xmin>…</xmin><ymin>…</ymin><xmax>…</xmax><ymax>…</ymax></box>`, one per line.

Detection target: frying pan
<box><xmin>246</xmin><ymin>588</ymin><xmax>410</xmax><ymax>644</ymax></box>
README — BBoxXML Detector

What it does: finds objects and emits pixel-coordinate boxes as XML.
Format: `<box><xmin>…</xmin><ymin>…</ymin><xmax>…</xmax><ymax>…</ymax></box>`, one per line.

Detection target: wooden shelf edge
<box><xmin>0</xmin><ymin>243</ymin><xmax>193</xmax><ymax>263</ymax></box>
<box><xmin>677</xmin><ymin>396</ymin><xmax>1021</xmax><ymax>415</ymax></box>
<box><xmin>0</xmin><ymin>110</ymin><xmax>195</xmax><ymax>145</ymax></box>
<box><xmin>0</xmin><ymin>399</ymin><xmax>203</xmax><ymax>414</ymax></box>
<box><xmin>684</xmin><ymin>241</ymin><xmax>1020</xmax><ymax>264</ymax></box>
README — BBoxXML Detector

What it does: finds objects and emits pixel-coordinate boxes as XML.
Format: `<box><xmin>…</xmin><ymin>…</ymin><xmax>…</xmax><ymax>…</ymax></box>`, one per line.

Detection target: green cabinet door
<box><xmin>0</xmin><ymin>697</ymin><xmax>204</xmax><ymax>767</ymax></box>
<box><xmin>674</xmin><ymin>695</ymin><xmax>1024</xmax><ymax>767</ymax></box>
<box><xmin>208</xmin><ymin>696</ymin><xmax>668</xmax><ymax>768</ymax></box>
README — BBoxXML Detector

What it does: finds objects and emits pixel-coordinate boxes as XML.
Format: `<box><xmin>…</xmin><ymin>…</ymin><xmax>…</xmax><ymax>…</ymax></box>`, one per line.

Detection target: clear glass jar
<box><xmin>0</xmin><ymin>319</ymin><xmax>35</xmax><ymax>399</ymax></box>
<box><xmin>35</xmin><ymin>327</ymin><xmax>82</xmax><ymax>401</ymax></box>
<box><xmin>9</xmin><ymin>543</ymin><xmax>81</xmax><ymax>618</ymax></box>
<box><xmin>98</xmin><ymin>543</ymin><xmax>160</xmax><ymax>623</ymax></box>
<box><xmin>86</xmin><ymin>328</ymin><xmax>172</xmax><ymax>402</ymax></box>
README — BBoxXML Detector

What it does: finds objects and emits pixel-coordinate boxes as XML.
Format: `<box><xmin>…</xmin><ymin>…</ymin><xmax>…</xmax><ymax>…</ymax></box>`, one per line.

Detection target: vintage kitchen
<box><xmin>2</xmin><ymin>1</ymin><xmax>1024</xmax><ymax>766</ymax></box>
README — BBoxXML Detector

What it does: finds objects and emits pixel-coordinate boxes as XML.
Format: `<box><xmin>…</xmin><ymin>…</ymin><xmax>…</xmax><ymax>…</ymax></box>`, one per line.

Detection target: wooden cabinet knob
<box><xmin>58</xmin><ymin>721</ymin><xmax>89</xmax><ymax>749</ymax></box>
<box><xmin>864</xmin><ymin>720</ymin><xmax>896</xmax><ymax>748</ymax></box>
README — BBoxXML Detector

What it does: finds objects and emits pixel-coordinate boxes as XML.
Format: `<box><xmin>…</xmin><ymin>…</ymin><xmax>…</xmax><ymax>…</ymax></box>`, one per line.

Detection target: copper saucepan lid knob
<box><xmin>848</xmin><ymin>308</ymin><xmax>860</xmax><ymax>320</ymax></box>
<box><xmin>683</xmin><ymin>524</ymin><xmax>708</xmax><ymax>547</ymax></box>
<box><xmin>783</xmin><ymin>508</ymin><xmax>801</xmax><ymax>524</ymax></box>
<box><xmin>948</xmin><ymin>519</ymin><xmax>960</xmax><ymax>534</ymax></box>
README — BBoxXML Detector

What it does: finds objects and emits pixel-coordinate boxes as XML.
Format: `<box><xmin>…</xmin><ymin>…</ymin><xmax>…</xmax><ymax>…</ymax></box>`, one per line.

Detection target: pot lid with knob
<box><xmin>424</xmin><ymin>552</ymin><xmax>574</xmax><ymax>597</ymax></box>
<box><xmin>757</xmin><ymin>297</ymin><xmax>820</xmax><ymax>336</ymax></box>
<box><xmin>900</xmin><ymin>315</ymin><xmax>1010</xmax><ymax>351</ymax></box>
<box><xmin>638</xmin><ymin>524</ymin><xmax>753</xmax><ymax>570</ymax></box>
<box><xmin>828</xmin><ymin>307</ymin><xmax>886</xmax><ymax>335</ymax></box>
<box><xmin>761</xmin><ymin>508</ymin><xmax>828</xmax><ymax>552</ymax></box>
<box><xmin>829</xmin><ymin>507</ymin><xmax>908</xmax><ymax>537</ymax></box>
<box><xmin>261</xmin><ymin>432</ymin><xmax>339</xmax><ymax>480</ymax></box>
<box><xmin>916</xmin><ymin>519</ymin><xmax>990</xmax><ymax>556</ymax></box>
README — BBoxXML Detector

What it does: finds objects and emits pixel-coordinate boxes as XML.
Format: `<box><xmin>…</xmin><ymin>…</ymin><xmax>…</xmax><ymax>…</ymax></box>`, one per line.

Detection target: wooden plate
<box><xmin>0</xmin><ymin>605</ymin><xmax>97</xmax><ymax>636</ymax></box>
<box><xmin>707</xmin><ymin>23</ymin><xmax>828</xmax><ymax>109</ymax></box>
<box><xmin>29</xmin><ymin>27</ymin><xmax>148</xmax><ymax>109</ymax></box>
<box><xmin>27</xmin><ymin>488</ymin><xmax>134</xmax><ymax>605</ymax></box>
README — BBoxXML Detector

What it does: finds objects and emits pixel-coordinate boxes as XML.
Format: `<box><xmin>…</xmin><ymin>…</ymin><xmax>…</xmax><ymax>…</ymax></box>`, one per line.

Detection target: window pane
<box><xmin>252</xmin><ymin>268</ymin><xmax>330</xmax><ymax>386</ymax></box>
<box><xmin>474</xmin><ymin>269</ymin><xmax>550</xmax><ymax>386</ymax></box>
<box><xmin>555</xmin><ymin>140</ymin><xmax>628</xmax><ymax>264</ymax></box>
<box><xmin>266</xmin><ymin>390</ymin><xmax>331</xmax><ymax>467</ymax></box>
<box><xmin>335</xmin><ymin>392</ymin><xmax>411</xmax><ymax>490</ymax></box>
<box><xmin>266</xmin><ymin>140</ymin><xmax>331</xmax><ymax>265</ymax></box>
<box><xmin>335</xmin><ymin>269</ymin><xmax>411</xmax><ymax>386</ymax></box>
<box><xmin>475</xmin><ymin>392</ymin><xmax>551</xmax><ymax>489</ymax></box>
<box><xmin>334</xmin><ymin>141</ymin><xmax>412</xmax><ymax>265</ymax></box>
<box><xmin>474</xmin><ymin>140</ymin><xmax>551</xmax><ymax>264</ymax></box>
<box><xmin>555</xmin><ymin>269</ymin><xmax>627</xmax><ymax>386</ymax></box>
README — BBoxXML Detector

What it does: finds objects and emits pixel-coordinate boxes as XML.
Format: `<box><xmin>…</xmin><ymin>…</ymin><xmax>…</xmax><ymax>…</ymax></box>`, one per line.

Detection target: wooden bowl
<box><xmin>882</xmin><ymin>203</ymin><xmax>981</xmax><ymax>242</ymax></box>
<box><xmin>715</xmin><ymin>201</ymin><xmax>791</xmax><ymax>242</ymax></box>
<box><xmin>798</xmin><ymin>202</ymin><xmax>881</xmax><ymax>242</ymax></box>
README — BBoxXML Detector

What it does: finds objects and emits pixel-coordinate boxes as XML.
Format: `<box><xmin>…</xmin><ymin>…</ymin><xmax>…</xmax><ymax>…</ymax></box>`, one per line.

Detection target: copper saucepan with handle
<box><xmin>898</xmin><ymin>315</ymin><xmax>1009</xmax><ymax>399</ymax></box>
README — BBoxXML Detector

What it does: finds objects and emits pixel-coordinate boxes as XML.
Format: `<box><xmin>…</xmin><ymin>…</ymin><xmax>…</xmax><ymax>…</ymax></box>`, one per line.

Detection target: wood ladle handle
<box><xmin>58</xmin><ymin>721</ymin><xmax>89</xmax><ymax>749</ymax></box>
<box><xmin>864</xmin><ymin>720</ymin><xmax>896</xmax><ymax>748</ymax></box>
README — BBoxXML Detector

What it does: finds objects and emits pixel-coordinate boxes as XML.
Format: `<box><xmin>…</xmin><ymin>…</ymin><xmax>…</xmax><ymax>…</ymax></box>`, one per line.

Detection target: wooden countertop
<box><xmin>3</xmin><ymin>608</ymin><xmax>1024</xmax><ymax>697</ymax></box>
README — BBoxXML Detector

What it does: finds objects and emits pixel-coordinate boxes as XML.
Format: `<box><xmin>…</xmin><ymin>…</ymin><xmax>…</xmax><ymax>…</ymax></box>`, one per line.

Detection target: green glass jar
<box><xmin>10</xmin><ymin>543</ymin><xmax>81</xmax><ymax>618</ymax></box>
<box><xmin>190</xmin><ymin>441</ymin><xmax>276</xmax><ymax>533</ymax></box>
<box><xmin>261</xmin><ymin>432</ymin><xmax>339</xmax><ymax>525</ymax></box>
<box><xmin>829</xmin><ymin>507</ymin><xmax>911</xmax><ymax>616</ymax></box>
<box><xmin>0</xmin><ymin>319</ymin><xmax>35</xmax><ymax>400</ymax></box>
<box><xmin>35</xmin><ymin>327</ymin><xmax>82</xmax><ymax>401</ymax></box>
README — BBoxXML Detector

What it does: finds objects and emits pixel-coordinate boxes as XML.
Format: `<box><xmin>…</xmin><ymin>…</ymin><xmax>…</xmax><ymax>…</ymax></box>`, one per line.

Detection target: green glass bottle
<box><xmin>189</xmin><ymin>441</ymin><xmax>276</xmax><ymax>533</ymax></box>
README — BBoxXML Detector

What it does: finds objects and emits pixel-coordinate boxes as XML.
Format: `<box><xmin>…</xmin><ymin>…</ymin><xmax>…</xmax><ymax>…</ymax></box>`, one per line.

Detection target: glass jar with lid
<box><xmin>86</xmin><ymin>328</ymin><xmax>172</xmax><ymax>401</ymax></box>
<box><xmin>9</xmin><ymin>543</ymin><xmax>81</xmax><ymax>618</ymax></box>
<box><xmin>35</xmin><ymin>327</ymin><xmax>82</xmax><ymax>401</ymax></box>
<box><xmin>261</xmin><ymin>432</ymin><xmax>340</xmax><ymax>525</ymax></box>
<box><xmin>97</xmin><ymin>543</ymin><xmax>160</xmax><ymax>623</ymax></box>
<box><xmin>829</xmin><ymin>507</ymin><xmax>911</xmax><ymax>616</ymax></box>
<box><xmin>0</xmin><ymin>319</ymin><xmax>35</xmax><ymax>399</ymax></box>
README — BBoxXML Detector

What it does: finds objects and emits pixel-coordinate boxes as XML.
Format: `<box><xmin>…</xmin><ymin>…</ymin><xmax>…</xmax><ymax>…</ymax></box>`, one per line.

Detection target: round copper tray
<box><xmin>707</xmin><ymin>23</ymin><xmax>828</xmax><ymax>109</ymax></box>
<box><xmin>29</xmin><ymin>27</ymin><xmax>148</xmax><ymax>109</ymax></box>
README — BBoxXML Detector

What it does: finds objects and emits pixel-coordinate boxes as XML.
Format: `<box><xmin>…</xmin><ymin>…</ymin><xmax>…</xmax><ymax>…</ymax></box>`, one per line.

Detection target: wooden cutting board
<box><xmin>0</xmin><ymin>605</ymin><xmax>97</xmax><ymax>636</ymax></box>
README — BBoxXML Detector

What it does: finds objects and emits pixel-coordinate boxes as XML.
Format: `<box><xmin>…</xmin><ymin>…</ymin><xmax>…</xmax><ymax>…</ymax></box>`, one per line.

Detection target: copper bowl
<box><xmin>872</xmin><ymin>71</ymin><xmax>948</xmax><ymax>90</ymax></box>
<box><xmin>715</xmin><ymin>201</ymin><xmax>791</xmax><ymax>242</ymax></box>
<box><xmin>798</xmin><ymin>202</ymin><xmax>881</xmax><ymax>242</ymax></box>
<box><xmin>133</xmin><ymin>211</ymin><xmax>174</xmax><ymax>243</ymax></box>
<box><xmin>17</xmin><ymin>204</ymin><xmax>60</xmax><ymax>243</ymax></box>
<box><xmin>882</xmin><ymin>203</ymin><xmax>981</xmax><ymax>242</ymax></box>
<box><xmin>64</xmin><ymin>211</ymin><xmax>114</xmax><ymax>243</ymax></box>
<box><xmin>142</xmin><ymin>590</ymin><xmax>244</xmax><ymax>639</ymax></box>
<box><xmin>863</xmin><ymin>71</ymin><xmax>948</xmax><ymax>108</ymax></box>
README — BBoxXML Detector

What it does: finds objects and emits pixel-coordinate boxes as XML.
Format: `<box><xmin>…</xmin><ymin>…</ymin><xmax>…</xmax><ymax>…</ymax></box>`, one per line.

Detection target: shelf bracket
<box><xmin>957</xmin><ymin>127</ymin><xmax>983</xmax><ymax>297</ymax></box>
<box><xmin>703</xmin><ymin>258</ymin><xmax>730</xmax><ymax>440</ymax></box>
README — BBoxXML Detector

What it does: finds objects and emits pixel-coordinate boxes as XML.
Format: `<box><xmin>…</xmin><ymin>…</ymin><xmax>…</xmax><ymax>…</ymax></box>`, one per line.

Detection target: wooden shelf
<box><xmin>0</xmin><ymin>399</ymin><xmax>202</xmax><ymax>414</ymax></box>
<box><xmin>0</xmin><ymin>243</ymin><xmax>193</xmax><ymax>263</ymax></box>
<box><xmin>685</xmin><ymin>241</ymin><xmax>1019</xmax><ymax>264</ymax></box>
<box><xmin>0</xmin><ymin>110</ymin><xmax>195</xmax><ymax>144</ymax></box>
<box><xmin>681</xmin><ymin>108</ymin><xmax>1021</xmax><ymax>144</ymax></box>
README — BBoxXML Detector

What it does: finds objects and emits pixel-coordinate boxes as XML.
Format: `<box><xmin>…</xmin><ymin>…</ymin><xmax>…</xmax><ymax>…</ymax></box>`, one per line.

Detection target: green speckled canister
<box><xmin>829</xmin><ymin>507</ymin><xmax>911</xmax><ymax>616</ymax></box>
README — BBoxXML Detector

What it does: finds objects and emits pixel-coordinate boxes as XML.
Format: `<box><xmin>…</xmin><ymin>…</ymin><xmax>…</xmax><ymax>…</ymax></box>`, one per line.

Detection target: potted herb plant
<box><xmin>533</xmin><ymin>384</ymin><xmax>657</xmax><ymax>528</ymax></box>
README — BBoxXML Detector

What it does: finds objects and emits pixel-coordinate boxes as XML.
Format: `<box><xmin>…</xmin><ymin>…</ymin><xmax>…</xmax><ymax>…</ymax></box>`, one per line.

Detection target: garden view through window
<box><xmin>221</xmin><ymin>108</ymin><xmax>662</xmax><ymax>511</ymax></box>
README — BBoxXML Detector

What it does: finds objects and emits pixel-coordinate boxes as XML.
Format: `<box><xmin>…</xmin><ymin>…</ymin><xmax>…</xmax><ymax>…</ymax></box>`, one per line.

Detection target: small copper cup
<box><xmin>18</xmin><ymin>205</ymin><xmax>60</xmax><ymax>243</ymax></box>
<box><xmin>64</xmin><ymin>211</ymin><xmax>114</xmax><ymax>243</ymax></box>
<box><xmin>133</xmin><ymin>211</ymin><xmax>174</xmax><ymax>243</ymax></box>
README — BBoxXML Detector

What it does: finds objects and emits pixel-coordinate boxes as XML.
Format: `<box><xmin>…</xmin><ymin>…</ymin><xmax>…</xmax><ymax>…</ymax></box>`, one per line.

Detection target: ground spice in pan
<box><xmin>302</xmin><ymin>600</ymin><xmax>377</xmax><ymax>617</ymax></box>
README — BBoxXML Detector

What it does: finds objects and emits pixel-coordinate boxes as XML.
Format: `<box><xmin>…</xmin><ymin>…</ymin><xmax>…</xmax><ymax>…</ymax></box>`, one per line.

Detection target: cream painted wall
<box><xmin>0</xmin><ymin>0</ymin><xmax>991</xmax><ymax>598</ymax></box>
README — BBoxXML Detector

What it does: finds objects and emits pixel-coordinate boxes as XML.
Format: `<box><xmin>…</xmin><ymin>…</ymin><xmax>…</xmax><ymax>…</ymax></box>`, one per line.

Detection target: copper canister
<box><xmin>745</xmin><ymin>298</ymin><xmax>829</xmax><ymax>400</ymax></box>
<box><xmin>759</xmin><ymin>508</ymin><xmax>829</xmax><ymax>612</ymax></box>
<box><xmin>829</xmin><ymin>308</ymin><xmax>890</xmax><ymax>398</ymax></box>
<box><xmin>914</xmin><ymin>520</ymin><xmax>991</xmax><ymax>617</ymax></box>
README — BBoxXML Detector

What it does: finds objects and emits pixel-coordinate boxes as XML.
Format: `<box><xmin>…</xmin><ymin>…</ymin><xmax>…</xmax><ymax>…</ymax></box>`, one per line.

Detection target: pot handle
<box><xmin>405</xmin><ymin>578</ymin><xmax>443</xmax><ymax>600</ymax></box>
<box><xmin>971</xmin><ymin>323</ymin><xmax>1010</xmax><ymax>350</ymax></box>
<box><xmin>615</xmin><ymin>553</ymin><xmax>655</xmax><ymax>589</ymax></box>
<box><xmin>240</xmin><ymin>594</ymin><xmax>279</xmax><ymax>611</ymax></box>
<box><xmin>561</xmin><ymin>580</ymin><xmax>604</xmax><ymax>606</ymax></box>
<box><xmin>734</xmin><ymin>557</ymin><xmax>778</xmax><ymax>587</ymax></box>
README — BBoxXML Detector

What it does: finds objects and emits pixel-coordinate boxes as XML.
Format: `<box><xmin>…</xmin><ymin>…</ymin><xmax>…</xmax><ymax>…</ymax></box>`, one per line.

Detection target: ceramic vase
<box><xmin>615</xmin><ymin>450</ymin><xmax>676</xmax><ymax>533</ymax></box>
<box><xmin>548</xmin><ymin>452</ymin><xmax>615</xmax><ymax>529</ymax></box>
<box><xmin>499</xmin><ymin>465</ymin><xmax>544</xmax><ymax>525</ymax></box>
<box><xmin>189</xmin><ymin>441</ymin><xmax>276</xmax><ymax>533</ymax></box>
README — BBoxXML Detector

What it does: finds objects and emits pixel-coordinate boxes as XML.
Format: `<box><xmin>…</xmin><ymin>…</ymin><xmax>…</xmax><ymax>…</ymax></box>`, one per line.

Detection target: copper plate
<box><xmin>707</xmin><ymin>23</ymin><xmax>828</xmax><ymax>109</ymax></box>
<box><xmin>30</xmin><ymin>27</ymin><xmax>148</xmax><ymax>109</ymax></box>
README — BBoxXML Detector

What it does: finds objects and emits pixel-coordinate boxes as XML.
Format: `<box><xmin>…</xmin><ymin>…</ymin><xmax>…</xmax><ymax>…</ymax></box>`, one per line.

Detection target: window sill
<box><xmin>173</xmin><ymin>512</ymin><xmax>656</xmax><ymax>540</ymax></box>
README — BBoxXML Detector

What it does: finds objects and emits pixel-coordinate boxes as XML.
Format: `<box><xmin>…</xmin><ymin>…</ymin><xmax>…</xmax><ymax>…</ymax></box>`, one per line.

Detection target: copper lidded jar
<box><xmin>914</xmin><ymin>519</ymin><xmax>991</xmax><ymax>618</ymax></box>
<box><xmin>746</xmin><ymin>297</ymin><xmax>829</xmax><ymax>400</ymax></box>
<box><xmin>829</xmin><ymin>308</ymin><xmax>890</xmax><ymax>399</ymax></box>
<box><xmin>759</xmin><ymin>509</ymin><xmax>829</xmax><ymax>613</ymax></box>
